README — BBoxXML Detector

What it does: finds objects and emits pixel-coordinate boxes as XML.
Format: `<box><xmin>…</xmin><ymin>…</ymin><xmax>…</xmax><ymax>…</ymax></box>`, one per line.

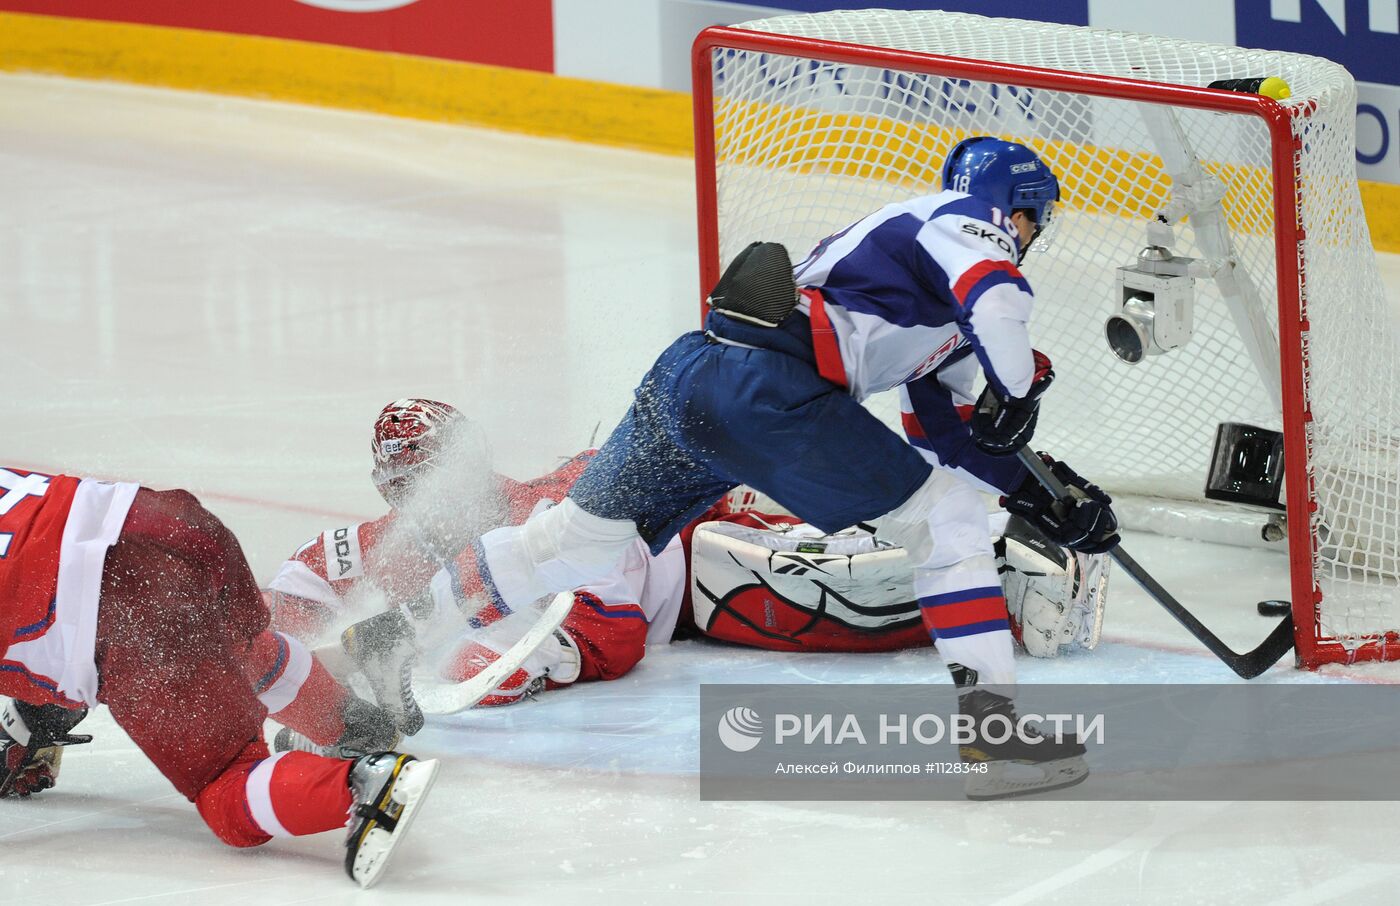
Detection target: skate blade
<box><xmin>351</xmin><ymin>757</ymin><xmax>441</xmax><ymax>889</ymax></box>
<box><xmin>964</xmin><ymin>756</ymin><xmax>1089</xmax><ymax>801</ymax></box>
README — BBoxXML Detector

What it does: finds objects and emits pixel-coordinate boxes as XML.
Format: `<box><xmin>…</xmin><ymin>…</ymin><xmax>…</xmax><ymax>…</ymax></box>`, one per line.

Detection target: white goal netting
<box><xmin>697</xmin><ymin>10</ymin><xmax>1400</xmax><ymax>664</ymax></box>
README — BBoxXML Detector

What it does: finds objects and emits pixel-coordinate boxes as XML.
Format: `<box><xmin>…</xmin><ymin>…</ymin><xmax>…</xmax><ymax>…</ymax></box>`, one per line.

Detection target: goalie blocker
<box><xmin>687</xmin><ymin>509</ymin><xmax>1107</xmax><ymax>657</ymax></box>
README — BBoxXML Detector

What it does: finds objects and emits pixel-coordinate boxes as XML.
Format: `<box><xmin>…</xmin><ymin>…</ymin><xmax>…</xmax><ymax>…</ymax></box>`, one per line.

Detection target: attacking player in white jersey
<box><xmin>469</xmin><ymin>136</ymin><xmax>1118</xmax><ymax>799</ymax></box>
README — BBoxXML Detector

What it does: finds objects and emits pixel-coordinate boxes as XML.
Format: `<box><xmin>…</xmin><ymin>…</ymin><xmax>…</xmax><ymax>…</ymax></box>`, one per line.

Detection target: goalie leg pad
<box><xmin>998</xmin><ymin>516</ymin><xmax>1110</xmax><ymax>657</ymax></box>
<box><xmin>690</xmin><ymin>517</ymin><xmax>928</xmax><ymax>650</ymax></box>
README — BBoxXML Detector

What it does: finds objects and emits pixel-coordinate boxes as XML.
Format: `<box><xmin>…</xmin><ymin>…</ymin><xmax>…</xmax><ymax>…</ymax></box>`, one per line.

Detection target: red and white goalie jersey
<box><xmin>265</xmin><ymin>453</ymin><xmax>686</xmax><ymax>704</ymax></box>
<box><xmin>0</xmin><ymin>469</ymin><xmax>138</xmax><ymax>707</ymax></box>
<box><xmin>267</xmin><ymin>453</ymin><xmax>596</xmax><ymax>640</ymax></box>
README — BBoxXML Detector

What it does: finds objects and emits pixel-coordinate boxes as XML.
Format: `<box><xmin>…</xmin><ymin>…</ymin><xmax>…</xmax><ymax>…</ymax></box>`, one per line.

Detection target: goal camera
<box><xmin>1105</xmin><ymin>247</ymin><xmax>1196</xmax><ymax>364</ymax></box>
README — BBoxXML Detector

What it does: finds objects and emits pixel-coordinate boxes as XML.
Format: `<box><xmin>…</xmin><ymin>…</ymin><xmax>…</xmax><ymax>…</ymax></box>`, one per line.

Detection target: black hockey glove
<box><xmin>1</xmin><ymin>699</ymin><xmax>92</xmax><ymax>798</ymax></box>
<box><xmin>1001</xmin><ymin>454</ymin><xmax>1120</xmax><ymax>555</ymax></box>
<box><xmin>342</xmin><ymin>611</ymin><xmax>424</xmax><ymax>736</ymax></box>
<box><xmin>970</xmin><ymin>350</ymin><xmax>1054</xmax><ymax>456</ymax></box>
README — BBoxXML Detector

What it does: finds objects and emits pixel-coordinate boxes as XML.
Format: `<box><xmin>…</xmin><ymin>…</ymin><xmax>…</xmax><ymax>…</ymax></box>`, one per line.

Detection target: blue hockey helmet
<box><xmin>941</xmin><ymin>136</ymin><xmax>1060</xmax><ymax>229</ymax></box>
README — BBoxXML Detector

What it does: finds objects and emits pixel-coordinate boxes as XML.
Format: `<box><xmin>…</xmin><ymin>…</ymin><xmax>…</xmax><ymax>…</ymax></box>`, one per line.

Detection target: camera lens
<box><xmin>1105</xmin><ymin>313</ymin><xmax>1146</xmax><ymax>363</ymax></box>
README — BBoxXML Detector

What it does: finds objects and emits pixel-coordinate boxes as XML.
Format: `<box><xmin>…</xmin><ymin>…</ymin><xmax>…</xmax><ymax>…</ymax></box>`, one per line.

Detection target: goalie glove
<box><xmin>1</xmin><ymin>698</ymin><xmax>92</xmax><ymax>798</ymax></box>
<box><xmin>1001</xmin><ymin>453</ymin><xmax>1120</xmax><ymax>554</ymax></box>
<box><xmin>440</xmin><ymin>606</ymin><xmax>584</xmax><ymax>707</ymax></box>
<box><xmin>970</xmin><ymin>350</ymin><xmax>1054</xmax><ymax>456</ymax></box>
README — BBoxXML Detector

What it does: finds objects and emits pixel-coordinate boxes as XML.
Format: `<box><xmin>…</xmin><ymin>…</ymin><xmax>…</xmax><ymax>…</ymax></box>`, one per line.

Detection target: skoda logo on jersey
<box><xmin>333</xmin><ymin>527</ymin><xmax>354</xmax><ymax>577</ymax></box>
<box><xmin>960</xmin><ymin>222</ymin><xmax>1016</xmax><ymax>257</ymax></box>
<box><xmin>717</xmin><ymin>707</ymin><xmax>764</xmax><ymax>752</ymax></box>
<box><xmin>293</xmin><ymin>0</ymin><xmax>424</xmax><ymax>11</ymax></box>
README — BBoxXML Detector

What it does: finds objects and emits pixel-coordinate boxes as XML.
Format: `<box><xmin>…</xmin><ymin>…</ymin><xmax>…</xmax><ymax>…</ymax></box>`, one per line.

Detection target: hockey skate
<box><xmin>342</xmin><ymin>610</ymin><xmax>425</xmax><ymax>736</ymax></box>
<box><xmin>274</xmin><ymin>696</ymin><xmax>402</xmax><ymax>760</ymax></box>
<box><xmin>952</xmin><ymin>667</ymin><xmax>1089</xmax><ymax>801</ymax></box>
<box><xmin>344</xmin><ymin>751</ymin><xmax>440</xmax><ymax>888</ymax></box>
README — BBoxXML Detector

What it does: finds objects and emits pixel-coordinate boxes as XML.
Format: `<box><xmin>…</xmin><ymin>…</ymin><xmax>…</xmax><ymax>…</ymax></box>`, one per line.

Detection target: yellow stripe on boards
<box><xmin>2</xmin><ymin>11</ymin><xmax>1398</xmax><ymax>253</ymax></box>
<box><xmin>0</xmin><ymin>11</ymin><xmax>693</xmax><ymax>156</ymax></box>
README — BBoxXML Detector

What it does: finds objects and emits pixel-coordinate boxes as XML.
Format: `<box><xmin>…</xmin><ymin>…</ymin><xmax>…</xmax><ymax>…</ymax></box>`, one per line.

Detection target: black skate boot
<box><xmin>342</xmin><ymin>610</ymin><xmax>424</xmax><ymax>736</ymax></box>
<box><xmin>274</xmin><ymin>696</ymin><xmax>403</xmax><ymax>760</ymax></box>
<box><xmin>344</xmin><ymin>751</ymin><xmax>440</xmax><ymax>888</ymax></box>
<box><xmin>951</xmin><ymin>665</ymin><xmax>1089</xmax><ymax>801</ymax></box>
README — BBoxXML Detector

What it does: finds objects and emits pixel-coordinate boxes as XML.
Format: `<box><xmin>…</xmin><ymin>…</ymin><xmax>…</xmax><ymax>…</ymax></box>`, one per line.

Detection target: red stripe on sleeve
<box><xmin>952</xmin><ymin>259</ymin><xmax>1021</xmax><ymax>306</ymax></box>
<box><xmin>900</xmin><ymin>411</ymin><xmax>927</xmax><ymax>441</ymax></box>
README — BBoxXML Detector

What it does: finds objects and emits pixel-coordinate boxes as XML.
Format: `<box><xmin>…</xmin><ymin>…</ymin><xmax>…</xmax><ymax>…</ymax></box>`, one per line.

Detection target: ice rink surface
<box><xmin>5</xmin><ymin>74</ymin><xmax>1400</xmax><ymax>904</ymax></box>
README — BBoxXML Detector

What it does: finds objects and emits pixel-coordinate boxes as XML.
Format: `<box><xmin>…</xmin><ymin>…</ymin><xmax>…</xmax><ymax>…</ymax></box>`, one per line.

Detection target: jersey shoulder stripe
<box><xmin>952</xmin><ymin>259</ymin><xmax>1030</xmax><ymax>307</ymax></box>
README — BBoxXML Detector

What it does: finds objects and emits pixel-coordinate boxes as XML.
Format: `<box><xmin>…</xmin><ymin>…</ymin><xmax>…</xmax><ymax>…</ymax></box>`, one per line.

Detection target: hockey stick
<box><xmin>1016</xmin><ymin>448</ymin><xmax>1295</xmax><ymax>679</ymax></box>
<box><xmin>413</xmin><ymin>591</ymin><xmax>576</xmax><ymax>715</ymax></box>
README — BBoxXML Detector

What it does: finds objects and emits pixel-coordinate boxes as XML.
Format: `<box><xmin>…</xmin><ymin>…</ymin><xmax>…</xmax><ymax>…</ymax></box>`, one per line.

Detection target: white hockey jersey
<box><xmin>793</xmin><ymin>190</ymin><xmax>1035</xmax><ymax>495</ymax></box>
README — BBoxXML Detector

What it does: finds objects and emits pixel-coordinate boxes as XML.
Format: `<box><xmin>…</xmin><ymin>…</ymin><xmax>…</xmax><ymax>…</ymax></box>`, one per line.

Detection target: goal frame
<box><xmin>689</xmin><ymin>25</ymin><xmax>1356</xmax><ymax>669</ymax></box>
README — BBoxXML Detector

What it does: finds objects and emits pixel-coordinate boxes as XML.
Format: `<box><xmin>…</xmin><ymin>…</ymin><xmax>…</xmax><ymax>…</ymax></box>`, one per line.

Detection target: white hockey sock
<box><xmin>917</xmin><ymin>555</ymin><xmax>1018</xmax><ymax>688</ymax></box>
<box><xmin>478</xmin><ymin>499</ymin><xmax>640</xmax><ymax>609</ymax></box>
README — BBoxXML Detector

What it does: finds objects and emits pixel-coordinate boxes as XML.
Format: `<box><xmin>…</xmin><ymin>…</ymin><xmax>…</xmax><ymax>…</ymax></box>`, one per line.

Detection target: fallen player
<box><xmin>263</xmin><ymin>399</ymin><xmax>684</xmax><ymax>716</ymax></box>
<box><xmin>0</xmin><ymin>467</ymin><xmax>436</xmax><ymax>888</ymax></box>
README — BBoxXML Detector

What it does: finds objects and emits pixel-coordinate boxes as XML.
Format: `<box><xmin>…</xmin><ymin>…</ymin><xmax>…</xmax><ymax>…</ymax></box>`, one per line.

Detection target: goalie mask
<box><xmin>370</xmin><ymin>398</ymin><xmax>493</xmax><ymax>509</ymax></box>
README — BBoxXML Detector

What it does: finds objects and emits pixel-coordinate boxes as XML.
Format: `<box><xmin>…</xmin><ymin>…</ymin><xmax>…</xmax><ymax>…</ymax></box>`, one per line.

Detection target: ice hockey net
<box><xmin>690</xmin><ymin>9</ymin><xmax>1399</xmax><ymax>668</ymax></box>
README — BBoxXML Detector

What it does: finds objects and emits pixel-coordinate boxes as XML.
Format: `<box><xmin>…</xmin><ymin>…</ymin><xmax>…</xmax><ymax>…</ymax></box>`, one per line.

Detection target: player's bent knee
<box><xmin>871</xmin><ymin>470</ymin><xmax>967</xmax><ymax>564</ymax></box>
<box><xmin>481</xmin><ymin>499</ymin><xmax>641</xmax><ymax>607</ymax></box>
<box><xmin>526</xmin><ymin>499</ymin><xmax>639</xmax><ymax>592</ymax></box>
<box><xmin>193</xmin><ymin>741</ymin><xmax>274</xmax><ymax>849</ymax></box>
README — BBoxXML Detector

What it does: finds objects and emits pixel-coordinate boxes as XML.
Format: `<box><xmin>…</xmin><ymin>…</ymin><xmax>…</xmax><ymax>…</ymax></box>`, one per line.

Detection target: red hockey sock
<box><xmin>247</xmin><ymin>630</ymin><xmax>349</xmax><ymax>746</ymax></box>
<box><xmin>196</xmin><ymin>740</ymin><xmax>274</xmax><ymax>848</ymax></box>
<box><xmin>196</xmin><ymin>741</ymin><xmax>354</xmax><ymax>846</ymax></box>
<box><xmin>270</xmin><ymin>658</ymin><xmax>350</xmax><ymax>746</ymax></box>
<box><xmin>246</xmin><ymin>750</ymin><xmax>355</xmax><ymax>837</ymax></box>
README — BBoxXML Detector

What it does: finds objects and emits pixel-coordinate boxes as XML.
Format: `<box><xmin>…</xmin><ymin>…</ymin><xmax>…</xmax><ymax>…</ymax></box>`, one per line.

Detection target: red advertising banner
<box><xmin>0</xmin><ymin>0</ymin><xmax>554</xmax><ymax>72</ymax></box>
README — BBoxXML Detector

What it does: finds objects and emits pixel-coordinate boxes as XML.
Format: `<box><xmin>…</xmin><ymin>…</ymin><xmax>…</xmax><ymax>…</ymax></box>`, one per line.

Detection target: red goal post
<box><xmin>689</xmin><ymin>11</ymin><xmax>1395</xmax><ymax>669</ymax></box>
